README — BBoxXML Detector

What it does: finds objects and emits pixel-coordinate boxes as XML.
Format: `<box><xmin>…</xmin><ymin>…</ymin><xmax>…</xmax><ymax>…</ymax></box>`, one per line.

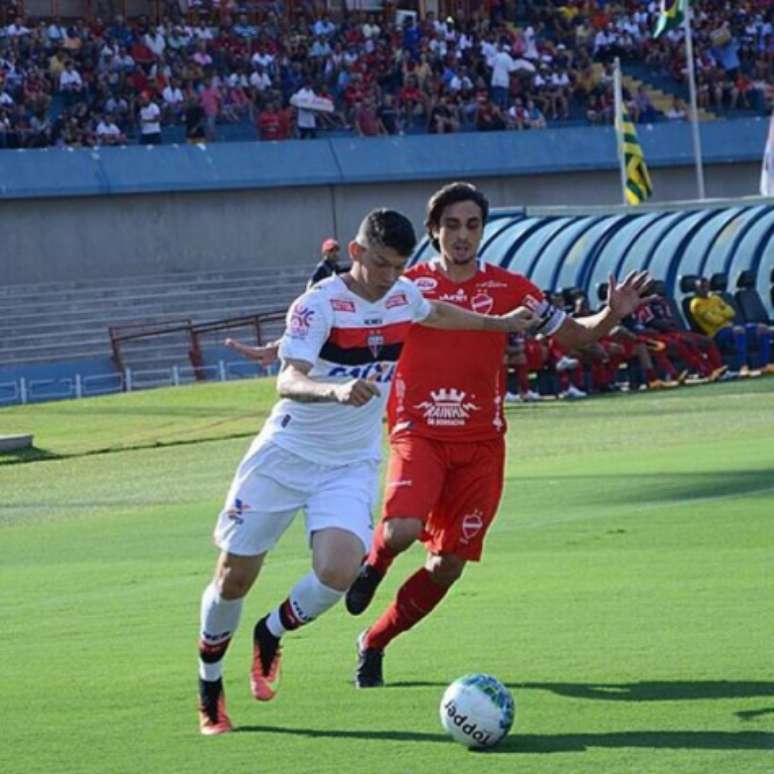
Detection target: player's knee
<box><xmin>425</xmin><ymin>554</ymin><xmax>466</xmax><ymax>587</ymax></box>
<box><xmin>217</xmin><ymin>571</ymin><xmax>252</xmax><ymax>600</ymax></box>
<box><xmin>383</xmin><ymin>518</ymin><xmax>423</xmax><ymax>551</ymax></box>
<box><xmin>314</xmin><ymin>560</ymin><xmax>359</xmax><ymax>592</ymax></box>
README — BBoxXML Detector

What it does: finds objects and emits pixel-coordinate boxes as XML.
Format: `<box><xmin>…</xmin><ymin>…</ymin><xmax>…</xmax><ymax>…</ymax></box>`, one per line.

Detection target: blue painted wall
<box><xmin>0</xmin><ymin>117</ymin><xmax>768</xmax><ymax>199</ymax></box>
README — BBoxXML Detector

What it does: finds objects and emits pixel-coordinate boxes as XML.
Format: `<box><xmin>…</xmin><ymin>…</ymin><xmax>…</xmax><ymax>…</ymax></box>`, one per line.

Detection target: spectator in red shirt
<box><xmin>354</xmin><ymin>98</ymin><xmax>383</xmax><ymax>137</ymax></box>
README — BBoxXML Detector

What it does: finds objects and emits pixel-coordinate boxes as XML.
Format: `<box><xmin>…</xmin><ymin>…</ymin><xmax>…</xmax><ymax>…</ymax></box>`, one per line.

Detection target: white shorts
<box><xmin>213</xmin><ymin>439</ymin><xmax>377</xmax><ymax>557</ymax></box>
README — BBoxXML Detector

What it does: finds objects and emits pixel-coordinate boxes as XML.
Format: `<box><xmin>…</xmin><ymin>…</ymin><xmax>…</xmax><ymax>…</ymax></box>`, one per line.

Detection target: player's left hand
<box><xmin>607</xmin><ymin>271</ymin><xmax>657</xmax><ymax>318</ymax></box>
<box><xmin>501</xmin><ymin>306</ymin><xmax>540</xmax><ymax>333</ymax></box>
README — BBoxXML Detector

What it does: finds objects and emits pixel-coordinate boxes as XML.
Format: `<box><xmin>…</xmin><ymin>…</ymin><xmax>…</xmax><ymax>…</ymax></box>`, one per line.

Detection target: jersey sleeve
<box><xmin>509</xmin><ymin>276</ymin><xmax>567</xmax><ymax>337</ymax></box>
<box><xmin>278</xmin><ymin>288</ymin><xmax>332</xmax><ymax>365</ymax></box>
<box><xmin>402</xmin><ymin>277</ymin><xmax>433</xmax><ymax>323</ymax></box>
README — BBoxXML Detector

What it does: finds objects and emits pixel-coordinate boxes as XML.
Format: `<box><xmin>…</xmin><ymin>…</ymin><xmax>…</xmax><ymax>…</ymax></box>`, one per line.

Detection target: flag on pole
<box><xmin>616</xmin><ymin>100</ymin><xmax>653</xmax><ymax>205</ymax></box>
<box><xmin>653</xmin><ymin>0</ymin><xmax>689</xmax><ymax>38</ymax></box>
<box><xmin>761</xmin><ymin>112</ymin><xmax>774</xmax><ymax>197</ymax></box>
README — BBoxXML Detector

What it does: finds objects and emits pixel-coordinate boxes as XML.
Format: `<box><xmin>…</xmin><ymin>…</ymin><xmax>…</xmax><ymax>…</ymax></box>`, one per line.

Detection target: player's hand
<box><xmin>501</xmin><ymin>306</ymin><xmax>540</xmax><ymax>333</ymax></box>
<box><xmin>334</xmin><ymin>378</ymin><xmax>381</xmax><ymax>407</ymax></box>
<box><xmin>607</xmin><ymin>271</ymin><xmax>657</xmax><ymax>318</ymax></box>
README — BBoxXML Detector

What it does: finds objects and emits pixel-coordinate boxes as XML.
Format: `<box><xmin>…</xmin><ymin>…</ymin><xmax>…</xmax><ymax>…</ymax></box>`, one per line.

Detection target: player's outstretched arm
<box><xmin>553</xmin><ymin>271</ymin><xmax>655</xmax><ymax>350</ymax></box>
<box><xmin>224</xmin><ymin>337</ymin><xmax>280</xmax><ymax>366</ymax></box>
<box><xmin>422</xmin><ymin>300</ymin><xmax>539</xmax><ymax>333</ymax></box>
<box><xmin>277</xmin><ymin>358</ymin><xmax>380</xmax><ymax>406</ymax></box>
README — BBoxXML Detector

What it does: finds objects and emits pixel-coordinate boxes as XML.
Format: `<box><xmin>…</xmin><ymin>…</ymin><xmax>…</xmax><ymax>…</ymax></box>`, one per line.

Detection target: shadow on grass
<box><xmin>389</xmin><ymin>680</ymin><xmax>774</xmax><ymax>703</ymax></box>
<box><xmin>505</xmin><ymin>469</ymin><xmax>774</xmax><ymax>505</ymax></box>
<box><xmin>234</xmin><ymin>724</ymin><xmax>774</xmax><ymax>752</ymax></box>
<box><xmin>0</xmin><ymin>446</ymin><xmax>63</xmax><ymax>465</ymax></box>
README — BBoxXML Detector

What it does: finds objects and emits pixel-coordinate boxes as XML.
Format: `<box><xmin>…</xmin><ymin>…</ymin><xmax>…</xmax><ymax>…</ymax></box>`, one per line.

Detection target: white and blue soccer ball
<box><xmin>439</xmin><ymin>673</ymin><xmax>515</xmax><ymax>749</ymax></box>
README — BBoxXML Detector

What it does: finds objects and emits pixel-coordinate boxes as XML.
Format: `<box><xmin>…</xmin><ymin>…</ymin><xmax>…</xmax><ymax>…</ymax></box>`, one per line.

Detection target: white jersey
<box><xmin>260</xmin><ymin>275</ymin><xmax>432</xmax><ymax>466</ymax></box>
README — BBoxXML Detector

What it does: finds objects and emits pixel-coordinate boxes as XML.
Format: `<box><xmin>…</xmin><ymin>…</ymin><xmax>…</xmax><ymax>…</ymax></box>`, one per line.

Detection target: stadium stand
<box><xmin>0</xmin><ymin>266</ymin><xmax>307</xmax><ymax>372</ymax></box>
<box><xmin>0</xmin><ymin>1</ymin><xmax>770</xmax><ymax>148</ymax></box>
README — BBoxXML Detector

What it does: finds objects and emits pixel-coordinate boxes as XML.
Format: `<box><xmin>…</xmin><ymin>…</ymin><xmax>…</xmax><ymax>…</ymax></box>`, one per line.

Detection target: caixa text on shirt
<box><xmin>327</xmin><ymin>363</ymin><xmax>395</xmax><ymax>382</ymax></box>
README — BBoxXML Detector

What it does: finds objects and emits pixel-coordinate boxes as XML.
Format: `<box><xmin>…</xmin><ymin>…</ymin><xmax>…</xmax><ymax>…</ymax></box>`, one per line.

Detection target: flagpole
<box><xmin>613</xmin><ymin>58</ymin><xmax>628</xmax><ymax>206</ymax></box>
<box><xmin>682</xmin><ymin>3</ymin><xmax>706</xmax><ymax>200</ymax></box>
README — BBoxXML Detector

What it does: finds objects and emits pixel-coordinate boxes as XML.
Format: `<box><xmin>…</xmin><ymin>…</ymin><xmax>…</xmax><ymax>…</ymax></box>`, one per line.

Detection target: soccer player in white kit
<box><xmin>197</xmin><ymin>209</ymin><xmax>539</xmax><ymax>734</ymax></box>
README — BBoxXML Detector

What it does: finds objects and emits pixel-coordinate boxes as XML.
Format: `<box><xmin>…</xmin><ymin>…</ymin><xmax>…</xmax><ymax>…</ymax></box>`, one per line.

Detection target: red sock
<box><xmin>645</xmin><ymin>367</ymin><xmax>657</xmax><ymax>382</ymax></box>
<box><xmin>365</xmin><ymin>568</ymin><xmax>450</xmax><ymax>651</ymax></box>
<box><xmin>367</xmin><ymin>521</ymin><xmax>399</xmax><ymax>577</ymax></box>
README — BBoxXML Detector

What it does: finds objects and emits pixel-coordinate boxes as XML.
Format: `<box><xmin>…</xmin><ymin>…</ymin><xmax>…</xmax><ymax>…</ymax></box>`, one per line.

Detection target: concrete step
<box><xmin>0</xmin><ymin>284</ymin><xmax>302</xmax><ymax>319</ymax></box>
<box><xmin>0</xmin><ymin>294</ymin><xmax>294</xmax><ymax>335</ymax></box>
<box><xmin>0</xmin><ymin>271</ymin><xmax>309</xmax><ymax>305</ymax></box>
<box><xmin>0</xmin><ymin>267</ymin><xmax>311</xmax><ymax>297</ymax></box>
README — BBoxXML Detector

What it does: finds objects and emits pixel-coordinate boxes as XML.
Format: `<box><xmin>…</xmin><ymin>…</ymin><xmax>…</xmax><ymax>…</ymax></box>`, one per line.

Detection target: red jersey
<box><xmin>389</xmin><ymin>260</ymin><xmax>566</xmax><ymax>441</ymax></box>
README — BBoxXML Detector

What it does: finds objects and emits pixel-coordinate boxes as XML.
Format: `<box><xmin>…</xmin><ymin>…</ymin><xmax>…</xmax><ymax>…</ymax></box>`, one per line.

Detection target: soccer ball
<box><xmin>439</xmin><ymin>673</ymin><xmax>515</xmax><ymax>749</ymax></box>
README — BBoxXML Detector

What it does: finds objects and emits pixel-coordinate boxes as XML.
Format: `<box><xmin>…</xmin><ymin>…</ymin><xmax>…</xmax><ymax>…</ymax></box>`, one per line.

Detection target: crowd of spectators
<box><xmin>0</xmin><ymin>1</ymin><xmax>771</xmax><ymax>149</ymax></box>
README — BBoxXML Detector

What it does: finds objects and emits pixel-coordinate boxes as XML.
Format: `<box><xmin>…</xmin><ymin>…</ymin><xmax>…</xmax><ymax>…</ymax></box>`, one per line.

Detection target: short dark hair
<box><xmin>425</xmin><ymin>182</ymin><xmax>490</xmax><ymax>251</ymax></box>
<box><xmin>356</xmin><ymin>208</ymin><xmax>417</xmax><ymax>257</ymax></box>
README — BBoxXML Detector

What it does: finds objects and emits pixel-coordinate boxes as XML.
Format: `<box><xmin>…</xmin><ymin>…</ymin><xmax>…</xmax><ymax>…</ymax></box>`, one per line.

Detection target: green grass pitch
<box><xmin>1</xmin><ymin>378</ymin><xmax>773</xmax><ymax>773</ymax></box>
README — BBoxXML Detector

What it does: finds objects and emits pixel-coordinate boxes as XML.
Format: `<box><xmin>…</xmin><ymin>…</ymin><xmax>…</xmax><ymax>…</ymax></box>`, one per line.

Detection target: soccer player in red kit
<box><xmin>345</xmin><ymin>182</ymin><xmax>655</xmax><ymax>687</ymax></box>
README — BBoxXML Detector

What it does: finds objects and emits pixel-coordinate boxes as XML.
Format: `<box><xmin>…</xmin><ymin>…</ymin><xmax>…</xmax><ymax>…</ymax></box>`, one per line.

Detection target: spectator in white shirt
<box><xmin>249</xmin><ymin>65</ymin><xmax>271</xmax><ymax>94</ymax></box>
<box><xmin>490</xmin><ymin>44</ymin><xmax>517</xmax><ymax>108</ymax></box>
<box><xmin>139</xmin><ymin>93</ymin><xmax>162</xmax><ymax>144</ymax></box>
<box><xmin>293</xmin><ymin>82</ymin><xmax>318</xmax><ymax>139</ymax></box>
<box><xmin>96</xmin><ymin>113</ymin><xmax>125</xmax><ymax>145</ymax></box>
<box><xmin>162</xmin><ymin>78</ymin><xmax>185</xmax><ymax>121</ymax></box>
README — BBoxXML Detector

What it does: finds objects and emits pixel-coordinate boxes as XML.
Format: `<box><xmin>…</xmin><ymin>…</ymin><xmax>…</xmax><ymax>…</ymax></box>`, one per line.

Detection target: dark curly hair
<box><xmin>425</xmin><ymin>182</ymin><xmax>490</xmax><ymax>252</ymax></box>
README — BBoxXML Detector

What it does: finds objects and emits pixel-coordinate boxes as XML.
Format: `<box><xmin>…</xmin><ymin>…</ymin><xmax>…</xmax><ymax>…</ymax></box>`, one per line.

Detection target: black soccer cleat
<box><xmin>345</xmin><ymin>563</ymin><xmax>384</xmax><ymax>615</ymax></box>
<box><xmin>355</xmin><ymin>630</ymin><xmax>384</xmax><ymax>688</ymax></box>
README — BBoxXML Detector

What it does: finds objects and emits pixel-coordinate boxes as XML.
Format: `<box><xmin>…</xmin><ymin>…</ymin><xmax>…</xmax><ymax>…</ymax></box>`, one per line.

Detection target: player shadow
<box><xmin>390</xmin><ymin>680</ymin><xmax>774</xmax><ymax>703</ymax></box>
<box><xmin>234</xmin><ymin>724</ymin><xmax>449</xmax><ymax>743</ymax></box>
<box><xmin>517</xmin><ymin>680</ymin><xmax>774</xmax><ymax>702</ymax></box>
<box><xmin>233</xmin><ymin>724</ymin><xmax>774</xmax><ymax>753</ymax></box>
<box><xmin>486</xmin><ymin>730</ymin><xmax>774</xmax><ymax>754</ymax></box>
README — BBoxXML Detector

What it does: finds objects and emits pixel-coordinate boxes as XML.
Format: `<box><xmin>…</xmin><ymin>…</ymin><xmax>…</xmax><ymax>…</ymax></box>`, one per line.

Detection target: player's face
<box><xmin>434</xmin><ymin>200</ymin><xmax>484</xmax><ymax>265</ymax></box>
<box><xmin>350</xmin><ymin>240</ymin><xmax>409</xmax><ymax>297</ymax></box>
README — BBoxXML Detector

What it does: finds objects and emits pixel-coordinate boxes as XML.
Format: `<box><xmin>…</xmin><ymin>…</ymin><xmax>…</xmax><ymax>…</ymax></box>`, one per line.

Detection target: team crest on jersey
<box><xmin>471</xmin><ymin>293</ymin><xmax>494</xmax><ymax>314</ymax></box>
<box><xmin>461</xmin><ymin>509</ymin><xmax>484</xmax><ymax>542</ymax></box>
<box><xmin>385</xmin><ymin>292</ymin><xmax>408</xmax><ymax>309</ymax></box>
<box><xmin>330</xmin><ymin>298</ymin><xmax>356</xmax><ymax>312</ymax></box>
<box><xmin>289</xmin><ymin>305</ymin><xmax>315</xmax><ymax>338</ymax></box>
<box><xmin>367</xmin><ymin>331</ymin><xmax>385</xmax><ymax>358</ymax></box>
<box><xmin>414</xmin><ymin>276</ymin><xmax>438</xmax><ymax>292</ymax></box>
<box><xmin>415</xmin><ymin>387</ymin><xmax>480</xmax><ymax>427</ymax></box>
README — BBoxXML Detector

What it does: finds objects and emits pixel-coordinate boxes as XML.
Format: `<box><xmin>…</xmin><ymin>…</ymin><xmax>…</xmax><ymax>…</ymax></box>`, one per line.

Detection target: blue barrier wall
<box><xmin>0</xmin><ymin>117</ymin><xmax>768</xmax><ymax>199</ymax></box>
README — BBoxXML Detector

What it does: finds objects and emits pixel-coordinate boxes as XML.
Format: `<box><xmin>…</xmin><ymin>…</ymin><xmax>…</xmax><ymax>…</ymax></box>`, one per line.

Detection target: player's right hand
<box><xmin>334</xmin><ymin>378</ymin><xmax>381</xmax><ymax>407</ymax></box>
<box><xmin>503</xmin><ymin>306</ymin><xmax>540</xmax><ymax>333</ymax></box>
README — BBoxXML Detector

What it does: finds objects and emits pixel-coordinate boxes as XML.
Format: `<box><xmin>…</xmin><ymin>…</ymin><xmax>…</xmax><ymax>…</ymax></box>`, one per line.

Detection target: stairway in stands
<box><xmin>0</xmin><ymin>267</ymin><xmax>309</xmax><ymax>376</ymax></box>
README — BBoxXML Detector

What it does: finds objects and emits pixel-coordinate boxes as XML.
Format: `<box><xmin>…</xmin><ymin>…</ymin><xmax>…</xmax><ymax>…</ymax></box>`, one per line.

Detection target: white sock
<box><xmin>265</xmin><ymin>571</ymin><xmax>344</xmax><ymax>638</ymax></box>
<box><xmin>198</xmin><ymin>581</ymin><xmax>244</xmax><ymax>681</ymax></box>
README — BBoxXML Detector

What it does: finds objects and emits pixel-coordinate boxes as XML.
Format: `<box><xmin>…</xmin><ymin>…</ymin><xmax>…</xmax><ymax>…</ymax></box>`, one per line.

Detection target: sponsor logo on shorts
<box><xmin>289</xmin><ymin>305</ymin><xmax>315</xmax><ymax>338</ymax></box>
<box><xmin>415</xmin><ymin>388</ymin><xmax>480</xmax><ymax>427</ymax></box>
<box><xmin>386</xmin><ymin>292</ymin><xmax>409</xmax><ymax>309</ymax></box>
<box><xmin>414</xmin><ymin>276</ymin><xmax>438</xmax><ymax>292</ymax></box>
<box><xmin>460</xmin><ymin>509</ymin><xmax>484</xmax><ymax>543</ymax></box>
<box><xmin>330</xmin><ymin>298</ymin><xmax>356</xmax><ymax>312</ymax></box>
<box><xmin>226</xmin><ymin>498</ymin><xmax>250</xmax><ymax>525</ymax></box>
<box><xmin>471</xmin><ymin>293</ymin><xmax>494</xmax><ymax>314</ymax></box>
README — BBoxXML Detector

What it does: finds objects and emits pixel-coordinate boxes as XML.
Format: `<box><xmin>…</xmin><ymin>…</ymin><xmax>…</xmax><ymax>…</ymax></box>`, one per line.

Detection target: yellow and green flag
<box><xmin>616</xmin><ymin>102</ymin><xmax>653</xmax><ymax>205</ymax></box>
<box><xmin>653</xmin><ymin>0</ymin><xmax>690</xmax><ymax>38</ymax></box>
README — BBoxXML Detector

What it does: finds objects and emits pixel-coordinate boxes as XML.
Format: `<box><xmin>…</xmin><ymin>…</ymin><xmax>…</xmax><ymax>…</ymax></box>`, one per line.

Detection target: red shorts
<box><xmin>382</xmin><ymin>434</ymin><xmax>505</xmax><ymax>561</ymax></box>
